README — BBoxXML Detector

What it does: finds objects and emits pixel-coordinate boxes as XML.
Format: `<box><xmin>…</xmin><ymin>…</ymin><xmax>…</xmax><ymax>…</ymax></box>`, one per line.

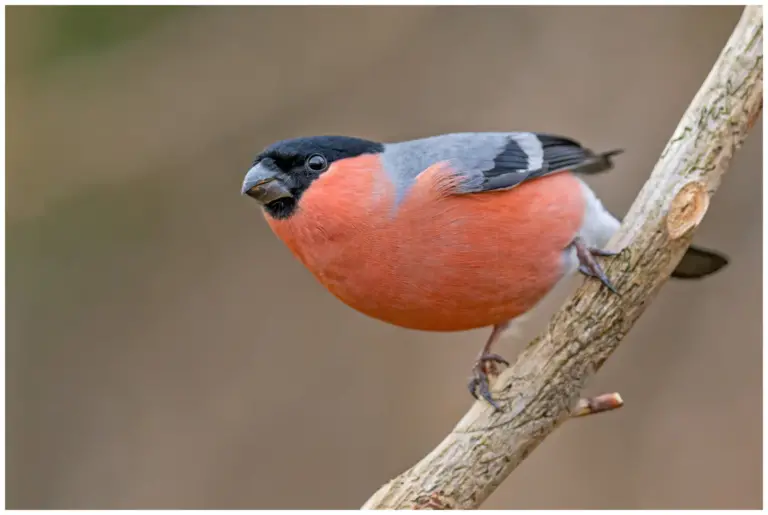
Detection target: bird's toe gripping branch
<box><xmin>467</xmin><ymin>353</ymin><xmax>510</xmax><ymax>412</ymax></box>
<box><xmin>573</xmin><ymin>237</ymin><xmax>621</xmax><ymax>295</ymax></box>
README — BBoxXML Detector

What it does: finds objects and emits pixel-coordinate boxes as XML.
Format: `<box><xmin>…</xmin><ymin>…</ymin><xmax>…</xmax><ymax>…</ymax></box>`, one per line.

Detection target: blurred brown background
<box><xmin>6</xmin><ymin>5</ymin><xmax>762</xmax><ymax>509</ymax></box>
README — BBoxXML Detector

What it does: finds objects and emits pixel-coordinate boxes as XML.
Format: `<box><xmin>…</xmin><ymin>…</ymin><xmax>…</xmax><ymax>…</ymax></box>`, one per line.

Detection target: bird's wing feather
<box><xmin>382</xmin><ymin>132</ymin><xmax>622</xmax><ymax>196</ymax></box>
<box><xmin>457</xmin><ymin>133</ymin><xmax>623</xmax><ymax>194</ymax></box>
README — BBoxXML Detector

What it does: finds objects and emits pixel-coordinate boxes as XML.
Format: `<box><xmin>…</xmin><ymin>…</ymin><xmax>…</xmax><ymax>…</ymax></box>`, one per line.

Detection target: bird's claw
<box><xmin>587</xmin><ymin>247</ymin><xmax>620</xmax><ymax>257</ymax></box>
<box><xmin>574</xmin><ymin>238</ymin><xmax>620</xmax><ymax>295</ymax></box>
<box><xmin>467</xmin><ymin>353</ymin><xmax>509</xmax><ymax>412</ymax></box>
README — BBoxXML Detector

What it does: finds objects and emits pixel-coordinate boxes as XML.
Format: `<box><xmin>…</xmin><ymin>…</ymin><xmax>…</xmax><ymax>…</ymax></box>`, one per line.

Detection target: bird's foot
<box><xmin>467</xmin><ymin>353</ymin><xmax>509</xmax><ymax>412</ymax></box>
<box><xmin>573</xmin><ymin>238</ymin><xmax>620</xmax><ymax>295</ymax></box>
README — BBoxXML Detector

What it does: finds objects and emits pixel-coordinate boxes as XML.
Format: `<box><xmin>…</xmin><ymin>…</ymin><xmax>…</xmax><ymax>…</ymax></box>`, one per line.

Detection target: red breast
<box><xmin>266</xmin><ymin>153</ymin><xmax>586</xmax><ymax>331</ymax></box>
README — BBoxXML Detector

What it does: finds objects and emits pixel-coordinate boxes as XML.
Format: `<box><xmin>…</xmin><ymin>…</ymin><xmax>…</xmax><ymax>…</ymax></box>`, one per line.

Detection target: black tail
<box><xmin>672</xmin><ymin>245</ymin><xmax>729</xmax><ymax>279</ymax></box>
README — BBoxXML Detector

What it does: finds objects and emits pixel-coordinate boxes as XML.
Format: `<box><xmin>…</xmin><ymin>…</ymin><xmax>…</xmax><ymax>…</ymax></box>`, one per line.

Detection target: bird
<box><xmin>240</xmin><ymin>132</ymin><xmax>729</xmax><ymax>410</ymax></box>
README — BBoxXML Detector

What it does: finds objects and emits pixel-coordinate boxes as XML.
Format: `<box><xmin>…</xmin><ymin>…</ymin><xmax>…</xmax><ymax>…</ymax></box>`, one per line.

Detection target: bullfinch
<box><xmin>241</xmin><ymin>132</ymin><xmax>728</xmax><ymax>409</ymax></box>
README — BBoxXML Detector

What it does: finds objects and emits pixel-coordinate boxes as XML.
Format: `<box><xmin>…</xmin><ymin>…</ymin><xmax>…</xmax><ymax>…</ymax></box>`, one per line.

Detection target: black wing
<box><xmin>455</xmin><ymin>132</ymin><xmax>623</xmax><ymax>194</ymax></box>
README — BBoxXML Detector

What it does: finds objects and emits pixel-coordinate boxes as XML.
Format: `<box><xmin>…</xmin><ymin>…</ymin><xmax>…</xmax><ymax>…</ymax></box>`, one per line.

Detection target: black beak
<box><xmin>242</xmin><ymin>163</ymin><xmax>293</xmax><ymax>204</ymax></box>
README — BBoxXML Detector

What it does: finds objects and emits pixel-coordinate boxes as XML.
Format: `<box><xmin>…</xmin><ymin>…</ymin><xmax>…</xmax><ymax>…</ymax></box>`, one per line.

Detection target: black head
<box><xmin>241</xmin><ymin>135</ymin><xmax>384</xmax><ymax>219</ymax></box>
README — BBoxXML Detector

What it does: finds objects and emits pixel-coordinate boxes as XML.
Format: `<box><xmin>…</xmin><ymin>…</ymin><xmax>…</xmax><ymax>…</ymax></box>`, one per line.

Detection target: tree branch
<box><xmin>362</xmin><ymin>6</ymin><xmax>762</xmax><ymax>510</ymax></box>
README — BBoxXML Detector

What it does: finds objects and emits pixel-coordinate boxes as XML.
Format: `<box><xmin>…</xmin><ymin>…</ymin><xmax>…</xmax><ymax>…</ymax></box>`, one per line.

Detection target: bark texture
<box><xmin>362</xmin><ymin>5</ymin><xmax>763</xmax><ymax>510</ymax></box>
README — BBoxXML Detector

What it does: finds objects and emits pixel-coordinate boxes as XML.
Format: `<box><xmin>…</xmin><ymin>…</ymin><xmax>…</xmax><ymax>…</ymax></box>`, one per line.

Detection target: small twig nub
<box><xmin>571</xmin><ymin>392</ymin><xmax>625</xmax><ymax>418</ymax></box>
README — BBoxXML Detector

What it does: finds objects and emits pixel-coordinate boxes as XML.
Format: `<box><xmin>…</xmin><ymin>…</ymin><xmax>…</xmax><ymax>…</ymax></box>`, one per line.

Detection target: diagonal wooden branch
<box><xmin>362</xmin><ymin>6</ymin><xmax>762</xmax><ymax>510</ymax></box>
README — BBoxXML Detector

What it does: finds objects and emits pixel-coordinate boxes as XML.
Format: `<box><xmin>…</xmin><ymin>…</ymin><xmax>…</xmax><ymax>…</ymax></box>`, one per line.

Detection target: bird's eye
<box><xmin>305</xmin><ymin>154</ymin><xmax>328</xmax><ymax>173</ymax></box>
